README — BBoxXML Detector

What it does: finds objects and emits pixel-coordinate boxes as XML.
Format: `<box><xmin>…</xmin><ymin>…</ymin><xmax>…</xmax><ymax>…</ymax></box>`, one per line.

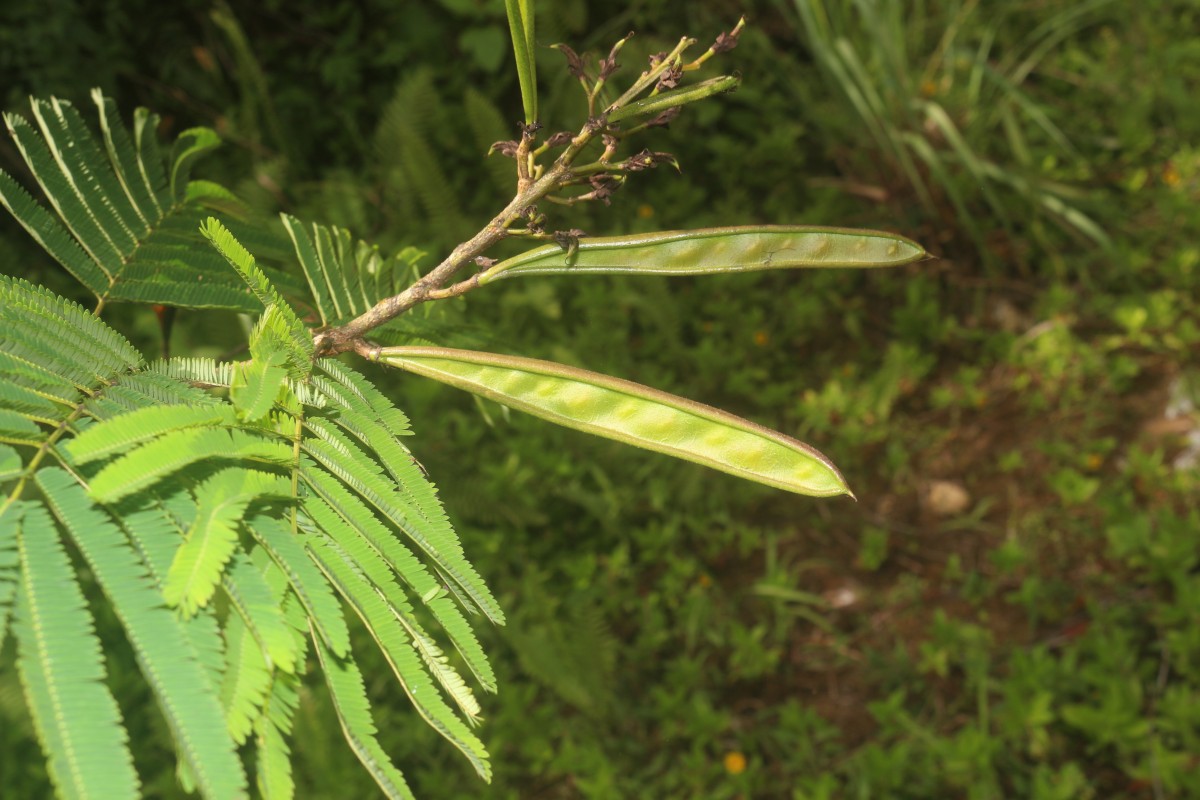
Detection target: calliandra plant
<box><xmin>0</xmin><ymin>8</ymin><xmax>923</xmax><ymax>800</ymax></box>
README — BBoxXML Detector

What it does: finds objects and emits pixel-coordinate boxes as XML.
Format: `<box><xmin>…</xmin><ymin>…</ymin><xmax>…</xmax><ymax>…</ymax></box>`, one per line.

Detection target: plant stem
<box><xmin>315</xmin><ymin>158</ymin><xmax>577</xmax><ymax>355</ymax></box>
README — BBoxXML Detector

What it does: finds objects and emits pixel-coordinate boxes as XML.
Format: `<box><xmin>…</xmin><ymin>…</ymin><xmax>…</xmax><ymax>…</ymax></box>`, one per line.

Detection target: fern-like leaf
<box><xmin>0</xmin><ymin>494</ymin><xmax>21</xmax><ymax>648</ymax></box>
<box><xmin>34</xmin><ymin>469</ymin><xmax>248</xmax><ymax>798</ymax></box>
<box><xmin>115</xmin><ymin>495</ymin><xmax>228</xmax><ymax>691</ymax></box>
<box><xmin>249</xmin><ymin>514</ymin><xmax>351</xmax><ymax>658</ymax></box>
<box><xmin>301</xmin><ymin>425</ymin><xmax>502</xmax><ymax>624</ymax></box>
<box><xmin>308</xmin><ymin>536</ymin><xmax>491</xmax><ymax>779</ymax></box>
<box><xmin>254</xmin><ymin>674</ymin><xmax>301</xmax><ymax>800</ymax></box>
<box><xmin>164</xmin><ymin>468</ymin><xmax>293</xmax><ymax>616</ymax></box>
<box><xmin>312</xmin><ymin>629</ymin><xmax>418</xmax><ymax>800</ymax></box>
<box><xmin>2</xmin><ymin>240</ymin><xmax>504</xmax><ymax>793</ymax></box>
<box><xmin>231</xmin><ymin>348</ymin><xmax>288</xmax><ymax>423</ymax></box>
<box><xmin>200</xmin><ymin>218</ymin><xmax>312</xmax><ymax>373</ymax></box>
<box><xmin>253</xmin><ymin>553</ymin><xmax>306</xmax><ymax>800</ymax></box>
<box><xmin>9</xmin><ymin>500</ymin><xmax>140</xmax><ymax>800</ymax></box>
<box><xmin>1</xmin><ymin>94</ymin><xmax>261</xmax><ymax>310</ymax></box>
<box><xmin>219</xmin><ymin>611</ymin><xmax>272</xmax><ymax>744</ymax></box>
<box><xmin>87</xmin><ymin>427</ymin><xmax>293</xmax><ymax>503</ymax></box>
<box><xmin>68</xmin><ymin>404</ymin><xmax>236</xmax><ymax>464</ymax></box>
<box><xmin>224</xmin><ymin>553</ymin><xmax>299</xmax><ymax>674</ymax></box>
<box><xmin>302</xmin><ymin>494</ymin><xmax>483</xmax><ymax>719</ymax></box>
<box><xmin>281</xmin><ymin>214</ymin><xmax>425</xmax><ymax>328</ymax></box>
<box><xmin>302</xmin><ymin>461</ymin><xmax>497</xmax><ymax>693</ymax></box>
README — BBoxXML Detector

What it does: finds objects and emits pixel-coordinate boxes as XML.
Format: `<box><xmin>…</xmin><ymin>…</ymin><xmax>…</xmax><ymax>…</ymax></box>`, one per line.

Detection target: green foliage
<box><xmin>791</xmin><ymin>0</ymin><xmax>1113</xmax><ymax>268</ymax></box>
<box><xmin>0</xmin><ymin>255</ymin><xmax>501</xmax><ymax>795</ymax></box>
<box><xmin>0</xmin><ymin>93</ymin><xmax>263</xmax><ymax>311</ymax></box>
<box><xmin>2</xmin><ymin>1</ymin><xmax>1198</xmax><ymax>798</ymax></box>
<box><xmin>0</xmin><ymin>7</ymin><xmax>883</xmax><ymax>791</ymax></box>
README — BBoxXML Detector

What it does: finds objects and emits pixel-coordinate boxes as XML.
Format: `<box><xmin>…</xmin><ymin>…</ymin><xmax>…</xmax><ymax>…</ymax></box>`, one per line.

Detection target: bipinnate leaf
<box><xmin>10</xmin><ymin>501</ymin><xmax>141</xmax><ymax>800</ymax></box>
<box><xmin>312</xmin><ymin>629</ymin><xmax>418</xmax><ymax>800</ymax></box>
<box><xmin>34</xmin><ymin>469</ymin><xmax>248</xmax><ymax>799</ymax></box>
<box><xmin>374</xmin><ymin>347</ymin><xmax>853</xmax><ymax>498</ymax></box>
<box><xmin>87</xmin><ymin>427</ymin><xmax>293</xmax><ymax>503</ymax></box>
<box><xmin>164</xmin><ymin>468</ymin><xmax>293</xmax><ymax>617</ymax></box>
<box><xmin>307</xmin><ymin>538</ymin><xmax>491</xmax><ymax>780</ymax></box>
<box><xmin>231</xmin><ymin>355</ymin><xmax>288</xmax><ymax>422</ymax></box>
<box><xmin>220</xmin><ymin>612</ymin><xmax>271</xmax><ymax>744</ymax></box>
<box><xmin>200</xmin><ymin>217</ymin><xmax>313</xmax><ymax>374</ymax></box>
<box><xmin>0</xmin><ymin>94</ymin><xmax>264</xmax><ymax>311</ymax></box>
<box><xmin>0</xmin><ymin>501</ymin><xmax>18</xmax><ymax>646</ymax></box>
<box><xmin>67</xmin><ymin>404</ymin><xmax>235</xmax><ymax>464</ymax></box>
<box><xmin>251</xmin><ymin>514</ymin><xmax>351</xmax><ymax>658</ymax></box>
<box><xmin>478</xmin><ymin>225</ymin><xmax>924</xmax><ymax>283</ymax></box>
<box><xmin>224</xmin><ymin>554</ymin><xmax>300</xmax><ymax>674</ymax></box>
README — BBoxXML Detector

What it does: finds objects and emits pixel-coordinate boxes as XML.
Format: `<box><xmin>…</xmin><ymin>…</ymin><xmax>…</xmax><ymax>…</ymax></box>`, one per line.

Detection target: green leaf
<box><xmin>1</xmin><ymin>95</ymin><xmax>262</xmax><ymax>311</ymax></box>
<box><xmin>300</xmin><ymin>427</ymin><xmax>503</xmax><ymax>623</ymax></box>
<box><xmin>308</xmin><ymin>537</ymin><xmax>490</xmax><ymax>779</ymax></box>
<box><xmin>201</xmin><ymin>217</ymin><xmax>314</xmax><ymax>373</ymax></box>
<box><xmin>9</xmin><ymin>500</ymin><xmax>141</xmax><ymax>800</ymax></box>
<box><xmin>0</xmin><ymin>409</ymin><xmax>43</xmax><ymax>444</ymax></box>
<box><xmin>254</xmin><ymin>673</ymin><xmax>300</xmax><ymax>800</ymax></box>
<box><xmin>0</xmin><ymin>273</ymin><xmax>142</xmax><ymax>372</ymax></box>
<box><xmin>316</xmin><ymin>359</ymin><xmax>412</xmax><ymax>439</ymax></box>
<box><xmin>312</xmin><ymin>628</ymin><xmax>418</xmax><ymax>800</ymax></box>
<box><xmin>303</xmin><ymin>494</ymin><xmax>483</xmax><ymax>719</ymax></box>
<box><xmin>224</xmin><ymin>554</ymin><xmax>300</xmax><ymax>674</ymax></box>
<box><xmin>376</xmin><ymin>347</ymin><xmax>853</xmax><ymax>498</ymax></box>
<box><xmin>0</xmin><ymin>171</ymin><xmax>109</xmax><ymax>293</ymax></box>
<box><xmin>169</xmin><ymin>127</ymin><xmax>221</xmax><ymax>202</ymax></box>
<box><xmin>301</xmin><ymin>466</ymin><xmax>496</xmax><ymax>692</ymax></box>
<box><xmin>35</xmin><ymin>469</ymin><xmax>248</xmax><ymax>799</ymax></box>
<box><xmin>164</xmin><ymin>468</ymin><xmax>293</xmax><ymax>616</ymax></box>
<box><xmin>88</xmin><ymin>427</ymin><xmax>293</xmax><ymax>503</ymax></box>
<box><xmin>280</xmin><ymin>215</ymin><xmax>424</xmax><ymax>328</ymax></box>
<box><xmin>231</xmin><ymin>356</ymin><xmax>288</xmax><ymax>422</ymax></box>
<box><xmin>116</xmin><ymin>496</ymin><xmax>229</xmax><ymax>692</ymax></box>
<box><xmin>0</xmin><ymin>498</ymin><xmax>21</xmax><ymax>647</ymax></box>
<box><xmin>478</xmin><ymin>225</ymin><xmax>925</xmax><ymax>283</ymax></box>
<box><xmin>250</xmin><ymin>514</ymin><xmax>351</xmax><ymax>658</ymax></box>
<box><xmin>92</xmin><ymin>90</ymin><xmax>159</xmax><ymax>226</ymax></box>
<box><xmin>68</xmin><ymin>404</ymin><xmax>235</xmax><ymax>464</ymax></box>
<box><xmin>220</xmin><ymin>611</ymin><xmax>271</xmax><ymax>744</ymax></box>
<box><xmin>504</xmin><ymin>0</ymin><xmax>538</xmax><ymax>124</ymax></box>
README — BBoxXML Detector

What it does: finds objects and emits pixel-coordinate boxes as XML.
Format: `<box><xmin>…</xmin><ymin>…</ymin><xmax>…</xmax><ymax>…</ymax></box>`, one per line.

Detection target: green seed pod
<box><xmin>373</xmin><ymin>346</ymin><xmax>852</xmax><ymax>499</ymax></box>
<box><xmin>477</xmin><ymin>225</ymin><xmax>924</xmax><ymax>283</ymax></box>
<box><xmin>607</xmin><ymin>75</ymin><xmax>741</xmax><ymax>124</ymax></box>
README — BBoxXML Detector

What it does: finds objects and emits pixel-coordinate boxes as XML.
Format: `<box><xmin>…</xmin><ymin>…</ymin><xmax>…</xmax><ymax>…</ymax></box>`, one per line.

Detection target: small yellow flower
<box><xmin>1085</xmin><ymin>453</ymin><xmax>1103</xmax><ymax>471</ymax></box>
<box><xmin>723</xmin><ymin>751</ymin><xmax>747</xmax><ymax>775</ymax></box>
<box><xmin>753</xmin><ymin>330</ymin><xmax>769</xmax><ymax>347</ymax></box>
<box><xmin>1163</xmin><ymin>164</ymin><xmax>1181</xmax><ymax>187</ymax></box>
<box><xmin>697</xmin><ymin>573</ymin><xmax>712</xmax><ymax>588</ymax></box>
<box><xmin>637</xmin><ymin>204</ymin><xmax>655</xmax><ymax>219</ymax></box>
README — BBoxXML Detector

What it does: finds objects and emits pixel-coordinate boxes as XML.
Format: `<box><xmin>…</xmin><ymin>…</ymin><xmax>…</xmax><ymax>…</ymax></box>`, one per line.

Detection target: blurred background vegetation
<box><xmin>2</xmin><ymin>0</ymin><xmax>1198</xmax><ymax>797</ymax></box>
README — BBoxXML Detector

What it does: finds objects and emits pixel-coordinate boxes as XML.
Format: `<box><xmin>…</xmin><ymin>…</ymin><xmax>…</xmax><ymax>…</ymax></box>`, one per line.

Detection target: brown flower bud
<box><xmin>656</xmin><ymin>64</ymin><xmax>683</xmax><ymax>91</ymax></box>
<box><xmin>489</xmin><ymin>140</ymin><xmax>519</xmax><ymax>158</ymax></box>
<box><xmin>712</xmin><ymin>25</ymin><xmax>743</xmax><ymax>55</ymax></box>
<box><xmin>644</xmin><ymin>107</ymin><xmax>682</xmax><ymax>128</ymax></box>
<box><xmin>552</xmin><ymin>43</ymin><xmax>586</xmax><ymax>80</ymax></box>
<box><xmin>599</xmin><ymin>34</ymin><xmax>632</xmax><ymax>81</ymax></box>
<box><xmin>622</xmin><ymin>149</ymin><xmax>677</xmax><ymax>172</ymax></box>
